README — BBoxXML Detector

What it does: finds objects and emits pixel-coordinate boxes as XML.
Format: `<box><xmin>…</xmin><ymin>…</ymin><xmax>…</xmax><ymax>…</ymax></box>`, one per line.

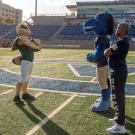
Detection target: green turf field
<box><xmin>0</xmin><ymin>48</ymin><xmax>135</xmax><ymax>135</ymax></box>
<box><xmin>0</xmin><ymin>86</ymin><xmax>135</xmax><ymax>135</ymax></box>
<box><xmin>0</xmin><ymin>48</ymin><xmax>135</xmax><ymax>82</ymax></box>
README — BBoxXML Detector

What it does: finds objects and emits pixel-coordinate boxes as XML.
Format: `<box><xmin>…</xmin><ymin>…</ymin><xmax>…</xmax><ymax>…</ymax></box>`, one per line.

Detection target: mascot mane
<box><xmin>12</xmin><ymin>22</ymin><xmax>32</xmax><ymax>51</ymax></box>
<box><xmin>16</xmin><ymin>22</ymin><xmax>32</xmax><ymax>36</ymax></box>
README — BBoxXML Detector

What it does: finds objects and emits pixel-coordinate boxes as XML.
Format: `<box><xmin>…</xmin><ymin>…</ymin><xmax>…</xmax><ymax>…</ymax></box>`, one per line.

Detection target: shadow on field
<box><xmin>16</xmin><ymin>101</ymin><xmax>70</xmax><ymax>135</ymax></box>
<box><xmin>125</xmin><ymin>115</ymin><xmax>135</xmax><ymax>135</ymax></box>
<box><xmin>94</xmin><ymin>107</ymin><xmax>115</xmax><ymax>118</ymax></box>
<box><xmin>93</xmin><ymin>108</ymin><xmax>135</xmax><ymax>135</ymax></box>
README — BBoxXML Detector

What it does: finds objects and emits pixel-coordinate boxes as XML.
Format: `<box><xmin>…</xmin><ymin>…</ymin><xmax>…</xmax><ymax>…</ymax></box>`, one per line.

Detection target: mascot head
<box><xmin>16</xmin><ymin>22</ymin><xmax>32</xmax><ymax>36</ymax></box>
<box><xmin>83</xmin><ymin>12</ymin><xmax>114</xmax><ymax>35</ymax></box>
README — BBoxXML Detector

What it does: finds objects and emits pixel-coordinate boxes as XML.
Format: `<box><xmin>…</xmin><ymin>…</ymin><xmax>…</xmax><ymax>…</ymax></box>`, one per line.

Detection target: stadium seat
<box><xmin>0</xmin><ymin>24</ymin><xmax>135</xmax><ymax>40</ymax></box>
<box><xmin>58</xmin><ymin>24</ymin><xmax>96</xmax><ymax>40</ymax></box>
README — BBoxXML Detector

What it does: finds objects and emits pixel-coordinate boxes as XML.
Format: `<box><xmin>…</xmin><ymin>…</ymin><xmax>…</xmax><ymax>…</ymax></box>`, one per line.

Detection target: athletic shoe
<box><xmin>22</xmin><ymin>93</ymin><xmax>36</xmax><ymax>101</ymax></box>
<box><xmin>106</xmin><ymin>123</ymin><xmax>126</xmax><ymax>134</ymax></box>
<box><xmin>13</xmin><ymin>95</ymin><xmax>24</xmax><ymax>105</ymax></box>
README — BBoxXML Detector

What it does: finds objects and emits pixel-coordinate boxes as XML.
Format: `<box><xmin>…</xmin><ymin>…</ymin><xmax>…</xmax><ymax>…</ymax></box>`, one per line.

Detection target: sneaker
<box><xmin>106</xmin><ymin>123</ymin><xmax>126</xmax><ymax>134</ymax></box>
<box><xmin>13</xmin><ymin>95</ymin><xmax>24</xmax><ymax>105</ymax></box>
<box><xmin>22</xmin><ymin>93</ymin><xmax>36</xmax><ymax>101</ymax></box>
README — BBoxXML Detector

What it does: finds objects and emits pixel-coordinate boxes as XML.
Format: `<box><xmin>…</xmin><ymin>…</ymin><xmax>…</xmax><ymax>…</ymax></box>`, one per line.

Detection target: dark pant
<box><xmin>110</xmin><ymin>70</ymin><xmax>127</xmax><ymax>125</ymax></box>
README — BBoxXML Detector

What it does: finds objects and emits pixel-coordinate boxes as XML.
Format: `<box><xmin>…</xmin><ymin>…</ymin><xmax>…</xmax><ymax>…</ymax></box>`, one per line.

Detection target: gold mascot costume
<box><xmin>12</xmin><ymin>22</ymin><xmax>41</xmax><ymax>105</ymax></box>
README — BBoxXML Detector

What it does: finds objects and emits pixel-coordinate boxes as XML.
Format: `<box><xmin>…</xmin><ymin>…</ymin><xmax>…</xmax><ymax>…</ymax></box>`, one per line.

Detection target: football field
<box><xmin>0</xmin><ymin>48</ymin><xmax>135</xmax><ymax>135</ymax></box>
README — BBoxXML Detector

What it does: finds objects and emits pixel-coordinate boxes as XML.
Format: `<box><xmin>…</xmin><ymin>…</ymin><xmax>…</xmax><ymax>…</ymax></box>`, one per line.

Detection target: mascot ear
<box><xmin>104</xmin><ymin>11</ymin><xmax>109</xmax><ymax>18</ymax></box>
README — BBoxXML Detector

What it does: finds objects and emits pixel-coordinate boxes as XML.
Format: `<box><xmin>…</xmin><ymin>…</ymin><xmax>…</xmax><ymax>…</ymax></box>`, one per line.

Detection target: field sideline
<box><xmin>0</xmin><ymin>48</ymin><xmax>135</xmax><ymax>135</ymax></box>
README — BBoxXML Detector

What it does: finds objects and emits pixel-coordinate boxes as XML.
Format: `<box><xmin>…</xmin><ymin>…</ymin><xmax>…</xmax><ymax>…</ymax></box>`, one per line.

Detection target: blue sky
<box><xmin>3</xmin><ymin>0</ymin><xmax>113</xmax><ymax>19</ymax></box>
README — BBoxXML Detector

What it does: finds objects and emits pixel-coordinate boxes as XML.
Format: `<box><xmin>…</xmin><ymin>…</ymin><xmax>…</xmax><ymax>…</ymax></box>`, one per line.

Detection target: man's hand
<box><xmin>104</xmin><ymin>48</ymin><xmax>112</xmax><ymax>57</ymax></box>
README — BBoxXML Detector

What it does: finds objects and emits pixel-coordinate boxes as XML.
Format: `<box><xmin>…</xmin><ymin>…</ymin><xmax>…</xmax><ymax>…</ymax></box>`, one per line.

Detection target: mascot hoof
<box><xmin>94</xmin><ymin>98</ymin><xmax>110</xmax><ymax>107</ymax></box>
<box><xmin>91</xmin><ymin>100</ymin><xmax>109</xmax><ymax>112</ymax></box>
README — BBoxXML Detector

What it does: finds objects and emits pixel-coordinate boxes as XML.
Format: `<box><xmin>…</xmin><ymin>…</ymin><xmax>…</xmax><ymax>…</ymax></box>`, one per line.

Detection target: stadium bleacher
<box><xmin>29</xmin><ymin>25</ymin><xmax>60</xmax><ymax>39</ymax></box>
<box><xmin>0</xmin><ymin>25</ymin><xmax>15</xmax><ymax>38</ymax></box>
<box><xmin>0</xmin><ymin>24</ymin><xmax>60</xmax><ymax>40</ymax></box>
<box><xmin>0</xmin><ymin>24</ymin><xmax>135</xmax><ymax>41</ymax></box>
<box><xmin>129</xmin><ymin>25</ymin><xmax>135</xmax><ymax>38</ymax></box>
<box><xmin>58</xmin><ymin>24</ymin><xmax>96</xmax><ymax>40</ymax></box>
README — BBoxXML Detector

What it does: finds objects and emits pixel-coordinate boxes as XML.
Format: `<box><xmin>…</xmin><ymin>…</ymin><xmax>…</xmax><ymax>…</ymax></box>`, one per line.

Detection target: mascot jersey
<box><xmin>17</xmin><ymin>39</ymin><xmax>34</xmax><ymax>62</ymax></box>
<box><xmin>83</xmin><ymin>12</ymin><xmax>114</xmax><ymax>112</ymax></box>
<box><xmin>94</xmin><ymin>35</ymin><xmax>110</xmax><ymax>68</ymax></box>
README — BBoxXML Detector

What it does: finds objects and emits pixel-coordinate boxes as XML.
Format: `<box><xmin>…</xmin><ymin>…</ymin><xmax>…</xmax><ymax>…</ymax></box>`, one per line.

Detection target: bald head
<box><xmin>116</xmin><ymin>22</ymin><xmax>129</xmax><ymax>38</ymax></box>
<box><xmin>118</xmin><ymin>23</ymin><xmax>129</xmax><ymax>35</ymax></box>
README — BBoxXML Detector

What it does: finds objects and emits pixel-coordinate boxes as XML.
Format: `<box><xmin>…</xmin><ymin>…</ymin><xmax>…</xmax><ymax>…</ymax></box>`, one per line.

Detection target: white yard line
<box><xmin>90</xmin><ymin>77</ymin><xmax>97</xmax><ymax>82</ymax></box>
<box><xmin>25</xmin><ymin>94</ymin><xmax>77</xmax><ymax>135</ymax></box>
<box><xmin>128</xmin><ymin>55</ymin><xmax>135</xmax><ymax>56</ymax></box>
<box><xmin>80</xmin><ymin>75</ymin><xmax>94</xmax><ymax>78</ymax></box>
<box><xmin>36</xmin><ymin>58</ymin><xmax>64</xmax><ymax>61</ymax></box>
<box><xmin>0</xmin><ymin>83</ymin><xmax>135</xmax><ymax>98</ymax></box>
<box><xmin>67</xmin><ymin>64</ymin><xmax>95</xmax><ymax>78</ymax></box>
<box><xmin>62</xmin><ymin>93</ymin><xmax>86</xmax><ymax>98</ymax></box>
<box><xmin>68</xmin><ymin>64</ymin><xmax>81</xmax><ymax>77</ymax></box>
<box><xmin>34</xmin><ymin>92</ymin><xmax>43</xmax><ymax>98</ymax></box>
<box><xmin>77</xmin><ymin>95</ymin><xmax>86</xmax><ymax>97</ymax></box>
<box><xmin>67</xmin><ymin>54</ymin><xmax>81</xmax><ymax>58</ymax></box>
<box><xmin>62</xmin><ymin>93</ymin><xmax>72</xmax><ymax>96</ymax></box>
<box><xmin>0</xmin><ymin>89</ymin><xmax>13</xmax><ymax>95</ymax></box>
<box><xmin>1</xmin><ymin>68</ymin><xmax>92</xmax><ymax>83</ymax></box>
<box><xmin>128</xmin><ymin>73</ymin><xmax>135</xmax><ymax>76</ymax></box>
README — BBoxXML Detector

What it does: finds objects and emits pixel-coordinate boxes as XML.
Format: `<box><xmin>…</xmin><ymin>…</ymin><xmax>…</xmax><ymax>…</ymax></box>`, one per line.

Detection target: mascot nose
<box><xmin>83</xmin><ymin>18</ymin><xmax>96</xmax><ymax>33</ymax></box>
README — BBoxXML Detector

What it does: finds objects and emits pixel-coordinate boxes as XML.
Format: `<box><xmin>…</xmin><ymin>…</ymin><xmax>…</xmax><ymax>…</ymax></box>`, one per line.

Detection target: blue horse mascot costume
<box><xmin>83</xmin><ymin>12</ymin><xmax>114</xmax><ymax>112</ymax></box>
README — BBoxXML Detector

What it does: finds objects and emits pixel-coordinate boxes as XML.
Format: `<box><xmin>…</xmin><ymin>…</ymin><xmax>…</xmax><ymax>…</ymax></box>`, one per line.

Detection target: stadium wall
<box><xmin>31</xmin><ymin>16</ymin><xmax>65</xmax><ymax>25</ymax></box>
<box><xmin>41</xmin><ymin>39</ymin><xmax>91</xmax><ymax>49</ymax></box>
<box><xmin>41</xmin><ymin>39</ymin><xmax>135</xmax><ymax>50</ymax></box>
<box><xmin>2</xmin><ymin>38</ymin><xmax>135</xmax><ymax>50</ymax></box>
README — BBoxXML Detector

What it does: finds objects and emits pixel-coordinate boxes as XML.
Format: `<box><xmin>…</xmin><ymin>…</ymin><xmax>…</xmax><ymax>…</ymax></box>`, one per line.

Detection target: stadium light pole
<box><xmin>35</xmin><ymin>0</ymin><xmax>37</xmax><ymax>16</ymax></box>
